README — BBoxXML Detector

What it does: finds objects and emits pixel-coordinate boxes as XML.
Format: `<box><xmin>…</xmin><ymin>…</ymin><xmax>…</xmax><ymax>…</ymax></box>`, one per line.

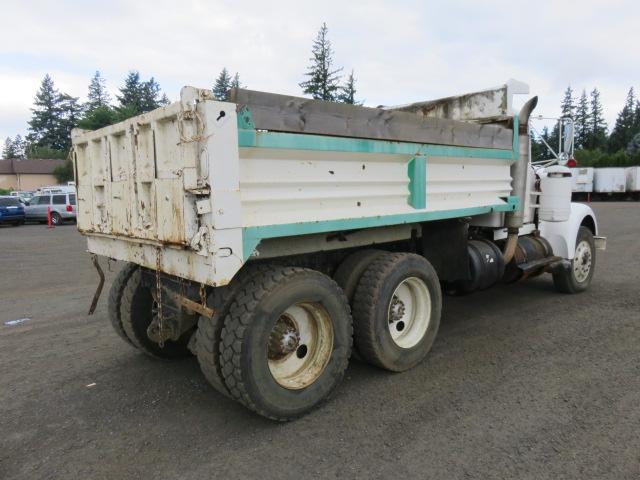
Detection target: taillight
<box><xmin>66</xmin><ymin>204</ymin><xmax>73</xmax><ymax>212</ymax></box>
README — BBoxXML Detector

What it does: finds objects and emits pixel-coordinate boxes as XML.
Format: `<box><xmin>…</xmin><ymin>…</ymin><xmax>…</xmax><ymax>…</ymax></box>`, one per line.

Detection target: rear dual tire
<box><xmin>106</xmin><ymin>264</ymin><xmax>192</xmax><ymax>358</ymax></box>
<box><xmin>219</xmin><ymin>266</ymin><xmax>353</xmax><ymax>421</ymax></box>
<box><xmin>352</xmin><ymin>253</ymin><xmax>442</xmax><ymax>372</ymax></box>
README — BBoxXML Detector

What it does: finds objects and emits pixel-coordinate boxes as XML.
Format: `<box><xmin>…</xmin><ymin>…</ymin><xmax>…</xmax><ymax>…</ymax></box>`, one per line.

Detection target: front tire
<box><xmin>220</xmin><ymin>266</ymin><xmax>352</xmax><ymax>421</ymax></box>
<box><xmin>352</xmin><ymin>253</ymin><xmax>442</xmax><ymax>372</ymax></box>
<box><xmin>553</xmin><ymin>226</ymin><xmax>596</xmax><ymax>294</ymax></box>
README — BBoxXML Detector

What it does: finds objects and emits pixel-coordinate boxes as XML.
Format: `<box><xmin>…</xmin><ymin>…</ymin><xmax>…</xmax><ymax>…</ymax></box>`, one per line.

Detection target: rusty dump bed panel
<box><xmin>73</xmin><ymin>101</ymin><xmax>198</xmax><ymax>244</ymax></box>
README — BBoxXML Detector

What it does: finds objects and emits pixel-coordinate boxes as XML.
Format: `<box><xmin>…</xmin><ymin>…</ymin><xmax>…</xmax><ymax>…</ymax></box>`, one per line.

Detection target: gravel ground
<box><xmin>1</xmin><ymin>203</ymin><xmax>639</xmax><ymax>480</ymax></box>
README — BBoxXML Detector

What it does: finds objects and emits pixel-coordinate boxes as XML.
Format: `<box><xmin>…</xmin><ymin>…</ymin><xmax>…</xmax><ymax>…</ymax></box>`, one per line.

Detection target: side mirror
<box><xmin>558</xmin><ymin>117</ymin><xmax>574</xmax><ymax>166</ymax></box>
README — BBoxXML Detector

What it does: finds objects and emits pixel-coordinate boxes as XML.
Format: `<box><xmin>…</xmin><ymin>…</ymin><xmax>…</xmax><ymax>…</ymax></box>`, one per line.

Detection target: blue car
<box><xmin>0</xmin><ymin>196</ymin><xmax>25</xmax><ymax>226</ymax></box>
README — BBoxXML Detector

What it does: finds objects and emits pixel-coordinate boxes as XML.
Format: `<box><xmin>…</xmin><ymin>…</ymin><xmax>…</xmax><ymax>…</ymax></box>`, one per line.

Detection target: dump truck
<box><xmin>72</xmin><ymin>80</ymin><xmax>606</xmax><ymax>420</ymax></box>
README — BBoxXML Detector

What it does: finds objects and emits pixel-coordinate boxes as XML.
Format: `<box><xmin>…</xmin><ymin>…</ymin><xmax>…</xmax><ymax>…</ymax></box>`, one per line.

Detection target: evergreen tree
<box><xmin>2</xmin><ymin>137</ymin><xmax>17</xmax><ymax>158</ymax></box>
<box><xmin>230</xmin><ymin>72</ymin><xmax>242</xmax><ymax>90</ymax></box>
<box><xmin>10</xmin><ymin>135</ymin><xmax>27</xmax><ymax>159</ymax></box>
<box><xmin>140</xmin><ymin>77</ymin><xmax>162</xmax><ymax>112</ymax></box>
<box><xmin>27</xmin><ymin>74</ymin><xmax>62</xmax><ymax>149</ymax></box>
<box><xmin>574</xmin><ymin>89</ymin><xmax>590</xmax><ymax>149</ymax></box>
<box><xmin>551</xmin><ymin>86</ymin><xmax>574</xmax><ymax>144</ymax></box>
<box><xmin>57</xmin><ymin>93</ymin><xmax>82</xmax><ymax>150</ymax></box>
<box><xmin>560</xmin><ymin>86</ymin><xmax>575</xmax><ymax>118</ymax></box>
<box><xmin>337</xmin><ymin>70</ymin><xmax>360</xmax><ymax>104</ymax></box>
<box><xmin>608</xmin><ymin>87</ymin><xmax>637</xmax><ymax>152</ymax></box>
<box><xmin>116</xmin><ymin>71</ymin><xmax>165</xmax><ymax>118</ymax></box>
<box><xmin>117</xmin><ymin>71</ymin><xmax>145</xmax><ymax>113</ymax></box>
<box><xmin>213</xmin><ymin>68</ymin><xmax>232</xmax><ymax>100</ymax></box>
<box><xmin>86</xmin><ymin>71</ymin><xmax>111</xmax><ymax>112</ymax></box>
<box><xmin>77</xmin><ymin>106</ymin><xmax>117</xmax><ymax>130</ymax></box>
<box><xmin>587</xmin><ymin>88</ymin><xmax>608</xmax><ymax>150</ymax></box>
<box><xmin>300</xmin><ymin>23</ymin><xmax>342</xmax><ymax>101</ymax></box>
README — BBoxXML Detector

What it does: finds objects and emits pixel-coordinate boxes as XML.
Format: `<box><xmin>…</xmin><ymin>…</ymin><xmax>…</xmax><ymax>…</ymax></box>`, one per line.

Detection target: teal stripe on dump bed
<box><xmin>238</xmin><ymin>129</ymin><xmax>518</xmax><ymax>160</ymax></box>
<box><xmin>242</xmin><ymin>197</ymin><xmax>520</xmax><ymax>260</ymax></box>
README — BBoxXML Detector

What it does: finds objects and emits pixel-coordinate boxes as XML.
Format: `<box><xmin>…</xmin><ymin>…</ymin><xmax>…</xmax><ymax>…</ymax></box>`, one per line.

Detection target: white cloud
<box><xmin>1</xmin><ymin>0</ymin><xmax>638</xmax><ymax>140</ymax></box>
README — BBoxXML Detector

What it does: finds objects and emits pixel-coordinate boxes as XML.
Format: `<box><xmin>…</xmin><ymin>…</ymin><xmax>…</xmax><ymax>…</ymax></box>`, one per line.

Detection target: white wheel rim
<box><xmin>573</xmin><ymin>240</ymin><xmax>592</xmax><ymax>283</ymax></box>
<box><xmin>387</xmin><ymin>277</ymin><xmax>431</xmax><ymax>349</ymax></box>
<box><xmin>267</xmin><ymin>302</ymin><xmax>334</xmax><ymax>390</ymax></box>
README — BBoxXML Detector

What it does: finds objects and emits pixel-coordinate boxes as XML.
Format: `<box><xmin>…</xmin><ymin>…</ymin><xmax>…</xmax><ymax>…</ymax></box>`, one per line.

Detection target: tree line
<box><xmin>2</xmin><ymin>71</ymin><xmax>169</xmax><ymax>162</ymax></box>
<box><xmin>2</xmin><ymin>23</ymin><xmax>360</xmax><ymax>169</ymax></box>
<box><xmin>531</xmin><ymin>85</ymin><xmax>640</xmax><ymax>167</ymax></box>
<box><xmin>3</xmin><ymin>22</ymin><xmax>638</xmax><ymax>173</ymax></box>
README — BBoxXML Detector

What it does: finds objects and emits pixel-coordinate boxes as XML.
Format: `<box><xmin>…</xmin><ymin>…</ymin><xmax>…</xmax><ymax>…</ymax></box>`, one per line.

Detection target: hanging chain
<box><xmin>155</xmin><ymin>248</ymin><xmax>165</xmax><ymax>348</ymax></box>
<box><xmin>199</xmin><ymin>283</ymin><xmax>207</xmax><ymax>309</ymax></box>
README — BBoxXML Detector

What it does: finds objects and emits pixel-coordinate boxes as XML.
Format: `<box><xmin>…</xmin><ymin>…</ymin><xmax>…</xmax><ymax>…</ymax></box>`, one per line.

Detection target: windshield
<box><xmin>0</xmin><ymin>197</ymin><xmax>21</xmax><ymax>206</ymax></box>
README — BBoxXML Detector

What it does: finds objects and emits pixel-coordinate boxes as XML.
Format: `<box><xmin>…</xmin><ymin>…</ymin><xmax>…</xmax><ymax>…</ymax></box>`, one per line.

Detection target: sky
<box><xmin>1</xmin><ymin>0</ymin><xmax>639</xmax><ymax>141</ymax></box>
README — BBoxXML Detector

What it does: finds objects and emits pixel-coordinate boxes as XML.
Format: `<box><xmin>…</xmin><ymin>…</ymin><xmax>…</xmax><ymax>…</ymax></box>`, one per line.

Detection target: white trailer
<box><xmin>626</xmin><ymin>166</ymin><xmax>640</xmax><ymax>192</ymax></box>
<box><xmin>594</xmin><ymin>167</ymin><xmax>626</xmax><ymax>194</ymax></box>
<box><xmin>73</xmin><ymin>82</ymin><xmax>605</xmax><ymax>420</ymax></box>
<box><xmin>570</xmin><ymin>167</ymin><xmax>594</xmax><ymax>193</ymax></box>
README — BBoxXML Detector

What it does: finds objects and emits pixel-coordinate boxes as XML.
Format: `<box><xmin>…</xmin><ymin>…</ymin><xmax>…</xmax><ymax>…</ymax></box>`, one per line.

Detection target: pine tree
<box><xmin>574</xmin><ymin>90</ymin><xmax>590</xmax><ymax>149</ymax></box>
<box><xmin>213</xmin><ymin>68</ymin><xmax>232</xmax><ymax>100</ymax></box>
<box><xmin>140</xmin><ymin>77</ymin><xmax>162</xmax><ymax>112</ymax></box>
<box><xmin>230</xmin><ymin>72</ymin><xmax>242</xmax><ymax>90</ymax></box>
<box><xmin>27</xmin><ymin>74</ymin><xmax>61</xmax><ymax>149</ymax></box>
<box><xmin>117</xmin><ymin>71</ymin><xmax>144</xmax><ymax>113</ymax></box>
<box><xmin>86</xmin><ymin>71</ymin><xmax>111</xmax><ymax>112</ymax></box>
<box><xmin>337</xmin><ymin>70</ymin><xmax>360</xmax><ymax>104</ymax></box>
<box><xmin>587</xmin><ymin>88</ymin><xmax>608</xmax><ymax>150</ymax></box>
<box><xmin>608</xmin><ymin>87</ymin><xmax>637</xmax><ymax>152</ymax></box>
<box><xmin>2</xmin><ymin>137</ymin><xmax>17</xmax><ymax>158</ymax></box>
<box><xmin>57</xmin><ymin>93</ymin><xmax>82</xmax><ymax>150</ymax></box>
<box><xmin>560</xmin><ymin>86</ymin><xmax>575</xmax><ymax>118</ymax></box>
<box><xmin>551</xmin><ymin>86</ymin><xmax>574</xmax><ymax>145</ymax></box>
<box><xmin>116</xmin><ymin>71</ymin><xmax>165</xmax><ymax>118</ymax></box>
<box><xmin>300</xmin><ymin>23</ymin><xmax>342</xmax><ymax>101</ymax></box>
<box><xmin>12</xmin><ymin>135</ymin><xmax>26</xmax><ymax>159</ymax></box>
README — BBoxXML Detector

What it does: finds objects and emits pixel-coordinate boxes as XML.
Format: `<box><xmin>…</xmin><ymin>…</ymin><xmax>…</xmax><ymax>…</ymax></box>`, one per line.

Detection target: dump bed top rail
<box><xmin>229</xmin><ymin>88</ymin><xmax>514</xmax><ymax>150</ymax></box>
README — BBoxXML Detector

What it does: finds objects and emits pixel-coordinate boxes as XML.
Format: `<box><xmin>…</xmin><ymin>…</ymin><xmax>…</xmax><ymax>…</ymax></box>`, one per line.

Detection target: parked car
<box><xmin>0</xmin><ymin>196</ymin><xmax>25</xmax><ymax>226</ymax></box>
<box><xmin>24</xmin><ymin>192</ymin><xmax>77</xmax><ymax>225</ymax></box>
<box><xmin>10</xmin><ymin>190</ymin><xmax>35</xmax><ymax>204</ymax></box>
<box><xmin>36</xmin><ymin>185</ymin><xmax>76</xmax><ymax>195</ymax></box>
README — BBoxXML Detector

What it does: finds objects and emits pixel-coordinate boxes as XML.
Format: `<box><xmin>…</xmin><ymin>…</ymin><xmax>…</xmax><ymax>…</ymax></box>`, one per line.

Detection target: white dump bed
<box><xmin>72</xmin><ymin>86</ymin><xmax>522</xmax><ymax>287</ymax></box>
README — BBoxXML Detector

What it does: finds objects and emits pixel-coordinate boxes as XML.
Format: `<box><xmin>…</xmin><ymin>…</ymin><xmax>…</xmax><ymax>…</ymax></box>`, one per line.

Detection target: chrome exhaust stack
<box><xmin>503</xmin><ymin>96</ymin><xmax>538</xmax><ymax>263</ymax></box>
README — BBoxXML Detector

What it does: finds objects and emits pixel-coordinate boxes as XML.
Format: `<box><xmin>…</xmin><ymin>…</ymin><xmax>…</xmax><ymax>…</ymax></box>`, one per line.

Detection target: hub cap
<box><xmin>573</xmin><ymin>240</ymin><xmax>592</xmax><ymax>283</ymax></box>
<box><xmin>267</xmin><ymin>303</ymin><xmax>334</xmax><ymax>390</ymax></box>
<box><xmin>387</xmin><ymin>277</ymin><xmax>431</xmax><ymax>349</ymax></box>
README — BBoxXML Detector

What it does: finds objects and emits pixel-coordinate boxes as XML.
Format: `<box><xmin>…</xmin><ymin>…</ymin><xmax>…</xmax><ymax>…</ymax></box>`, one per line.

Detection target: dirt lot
<box><xmin>1</xmin><ymin>203</ymin><xmax>639</xmax><ymax>480</ymax></box>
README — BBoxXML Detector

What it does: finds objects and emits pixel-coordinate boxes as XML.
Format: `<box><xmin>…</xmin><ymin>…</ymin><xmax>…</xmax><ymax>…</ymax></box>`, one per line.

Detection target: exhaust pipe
<box><xmin>503</xmin><ymin>96</ymin><xmax>538</xmax><ymax>263</ymax></box>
